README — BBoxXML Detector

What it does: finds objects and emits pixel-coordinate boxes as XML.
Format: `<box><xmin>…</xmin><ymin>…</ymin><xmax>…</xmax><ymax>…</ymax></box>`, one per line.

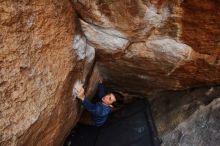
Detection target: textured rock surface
<box><xmin>73</xmin><ymin>0</ymin><xmax>220</xmax><ymax>95</ymax></box>
<box><xmin>181</xmin><ymin>0</ymin><xmax>220</xmax><ymax>55</ymax></box>
<box><xmin>161</xmin><ymin>97</ymin><xmax>220</xmax><ymax>146</ymax></box>
<box><xmin>1</xmin><ymin>0</ymin><xmax>220</xmax><ymax>145</ymax></box>
<box><xmin>0</xmin><ymin>0</ymin><xmax>94</xmax><ymax>145</ymax></box>
<box><xmin>72</xmin><ymin>1</ymin><xmax>220</xmax><ymax>145</ymax></box>
<box><xmin>150</xmin><ymin>86</ymin><xmax>220</xmax><ymax>135</ymax></box>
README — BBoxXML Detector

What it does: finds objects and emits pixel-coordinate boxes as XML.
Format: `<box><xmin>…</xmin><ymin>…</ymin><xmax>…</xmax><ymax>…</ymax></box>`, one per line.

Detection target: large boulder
<box><xmin>73</xmin><ymin>0</ymin><xmax>220</xmax><ymax>95</ymax></box>
<box><xmin>0</xmin><ymin>0</ymin><xmax>94</xmax><ymax>145</ymax></box>
<box><xmin>150</xmin><ymin>86</ymin><xmax>220</xmax><ymax>135</ymax></box>
<box><xmin>162</xmin><ymin>98</ymin><xmax>220</xmax><ymax>146</ymax></box>
<box><xmin>1</xmin><ymin>0</ymin><xmax>220</xmax><ymax>145</ymax></box>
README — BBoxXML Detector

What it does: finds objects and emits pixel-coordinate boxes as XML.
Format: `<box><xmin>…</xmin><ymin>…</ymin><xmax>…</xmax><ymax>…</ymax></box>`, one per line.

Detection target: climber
<box><xmin>75</xmin><ymin>80</ymin><xmax>123</xmax><ymax>127</ymax></box>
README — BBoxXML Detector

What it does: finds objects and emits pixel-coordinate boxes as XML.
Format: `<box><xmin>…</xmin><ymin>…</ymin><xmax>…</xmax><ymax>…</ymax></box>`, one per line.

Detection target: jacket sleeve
<box><xmin>97</xmin><ymin>83</ymin><xmax>108</xmax><ymax>99</ymax></box>
<box><xmin>82</xmin><ymin>98</ymin><xmax>97</xmax><ymax>115</ymax></box>
<box><xmin>82</xmin><ymin>98</ymin><xmax>106</xmax><ymax>116</ymax></box>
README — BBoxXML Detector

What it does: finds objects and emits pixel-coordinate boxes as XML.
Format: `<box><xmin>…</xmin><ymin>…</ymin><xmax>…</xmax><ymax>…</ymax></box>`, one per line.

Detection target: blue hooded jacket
<box><xmin>82</xmin><ymin>83</ymin><xmax>112</xmax><ymax>126</ymax></box>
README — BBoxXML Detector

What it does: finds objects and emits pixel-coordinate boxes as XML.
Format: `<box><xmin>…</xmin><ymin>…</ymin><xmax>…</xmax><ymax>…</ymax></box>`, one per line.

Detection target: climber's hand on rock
<box><xmin>99</xmin><ymin>77</ymin><xmax>103</xmax><ymax>83</ymax></box>
<box><xmin>76</xmin><ymin>86</ymin><xmax>85</xmax><ymax>101</ymax></box>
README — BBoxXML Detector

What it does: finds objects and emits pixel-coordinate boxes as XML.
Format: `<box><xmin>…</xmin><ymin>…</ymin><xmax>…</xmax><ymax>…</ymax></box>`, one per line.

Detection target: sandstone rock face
<box><xmin>0</xmin><ymin>0</ymin><xmax>94</xmax><ymax>145</ymax></box>
<box><xmin>72</xmin><ymin>1</ymin><xmax>220</xmax><ymax>145</ymax></box>
<box><xmin>150</xmin><ymin>86</ymin><xmax>220</xmax><ymax>135</ymax></box>
<box><xmin>162</xmin><ymin>98</ymin><xmax>220</xmax><ymax>146</ymax></box>
<box><xmin>73</xmin><ymin>0</ymin><xmax>220</xmax><ymax>95</ymax></box>
<box><xmin>1</xmin><ymin>0</ymin><xmax>220</xmax><ymax>145</ymax></box>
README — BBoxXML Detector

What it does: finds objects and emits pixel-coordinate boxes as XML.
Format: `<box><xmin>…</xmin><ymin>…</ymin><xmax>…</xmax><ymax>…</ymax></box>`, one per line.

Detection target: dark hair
<box><xmin>111</xmin><ymin>91</ymin><xmax>124</xmax><ymax>107</ymax></box>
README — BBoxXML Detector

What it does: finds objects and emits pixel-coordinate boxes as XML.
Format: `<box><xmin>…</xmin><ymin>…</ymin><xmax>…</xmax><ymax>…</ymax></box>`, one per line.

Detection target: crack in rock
<box><xmin>80</xmin><ymin>19</ymin><xmax>129</xmax><ymax>53</ymax></box>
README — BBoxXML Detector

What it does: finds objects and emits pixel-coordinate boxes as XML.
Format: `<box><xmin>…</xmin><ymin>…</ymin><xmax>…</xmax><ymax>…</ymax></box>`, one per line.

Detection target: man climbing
<box><xmin>75</xmin><ymin>80</ymin><xmax>123</xmax><ymax>127</ymax></box>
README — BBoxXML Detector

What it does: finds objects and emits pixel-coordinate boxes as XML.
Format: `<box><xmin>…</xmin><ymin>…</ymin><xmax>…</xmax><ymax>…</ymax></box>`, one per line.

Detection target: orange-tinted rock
<box><xmin>73</xmin><ymin>0</ymin><xmax>220</xmax><ymax>95</ymax></box>
<box><xmin>1</xmin><ymin>0</ymin><xmax>220</xmax><ymax>145</ymax></box>
<box><xmin>181</xmin><ymin>0</ymin><xmax>220</xmax><ymax>55</ymax></box>
<box><xmin>0</xmin><ymin>0</ymin><xmax>94</xmax><ymax>145</ymax></box>
<box><xmin>74</xmin><ymin>0</ymin><xmax>171</xmax><ymax>40</ymax></box>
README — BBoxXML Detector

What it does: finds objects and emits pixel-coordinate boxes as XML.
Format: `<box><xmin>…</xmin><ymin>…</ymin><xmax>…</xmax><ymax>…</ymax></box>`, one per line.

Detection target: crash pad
<box><xmin>64</xmin><ymin>99</ymin><xmax>160</xmax><ymax>146</ymax></box>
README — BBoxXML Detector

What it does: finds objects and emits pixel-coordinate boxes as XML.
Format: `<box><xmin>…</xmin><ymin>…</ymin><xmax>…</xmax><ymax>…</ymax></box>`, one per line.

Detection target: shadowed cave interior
<box><xmin>64</xmin><ymin>74</ymin><xmax>220</xmax><ymax>146</ymax></box>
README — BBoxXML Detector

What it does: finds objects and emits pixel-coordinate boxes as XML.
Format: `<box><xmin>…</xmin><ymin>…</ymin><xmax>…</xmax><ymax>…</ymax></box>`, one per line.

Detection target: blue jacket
<box><xmin>82</xmin><ymin>83</ymin><xmax>111</xmax><ymax>126</ymax></box>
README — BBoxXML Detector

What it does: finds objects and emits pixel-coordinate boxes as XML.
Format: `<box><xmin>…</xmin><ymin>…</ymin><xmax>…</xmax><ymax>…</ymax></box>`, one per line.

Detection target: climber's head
<box><xmin>102</xmin><ymin>91</ymin><xmax>124</xmax><ymax>107</ymax></box>
<box><xmin>102</xmin><ymin>93</ymin><xmax>116</xmax><ymax>105</ymax></box>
